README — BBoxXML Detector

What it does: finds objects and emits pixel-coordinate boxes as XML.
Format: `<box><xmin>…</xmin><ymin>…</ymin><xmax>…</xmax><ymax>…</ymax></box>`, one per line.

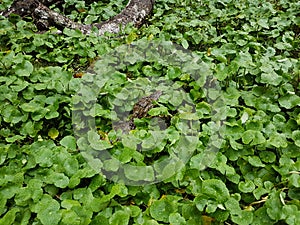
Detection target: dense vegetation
<box><xmin>0</xmin><ymin>0</ymin><xmax>299</xmax><ymax>224</ymax></box>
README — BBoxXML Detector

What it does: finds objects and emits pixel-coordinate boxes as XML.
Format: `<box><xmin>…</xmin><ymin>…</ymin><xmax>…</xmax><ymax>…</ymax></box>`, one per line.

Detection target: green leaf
<box><xmin>63</xmin><ymin>28</ymin><xmax>83</xmax><ymax>37</ymax></box>
<box><xmin>169</xmin><ymin>90</ymin><xmax>184</xmax><ymax>107</ymax></box>
<box><xmin>268</xmin><ymin>133</ymin><xmax>288</xmax><ymax>148</ymax></box>
<box><xmin>90</xmin><ymin>214</ymin><xmax>109</xmax><ymax>225</ymax></box>
<box><xmin>252</xmin><ymin>207</ymin><xmax>275</xmax><ymax>225</ymax></box>
<box><xmin>0</xmin><ymin>208</ymin><xmax>20</xmax><ymax>225</ymax></box>
<box><xmin>265</xmin><ymin>190</ymin><xmax>284</xmax><ymax>221</ymax></box>
<box><xmin>289</xmin><ymin>174</ymin><xmax>300</xmax><ymax>188</ymax></box>
<box><xmin>242</xmin><ymin>130</ymin><xmax>266</xmax><ymax>145</ymax></box>
<box><xmin>215</xmin><ymin>63</ymin><xmax>228</xmax><ymax>81</ymax></box>
<box><xmin>2</xmin><ymin>104</ymin><xmax>25</xmax><ymax>124</ymax></box>
<box><xmin>246</xmin><ymin>120</ymin><xmax>263</xmax><ymax>131</ymax></box>
<box><xmin>20</xmin><ymin>102</ymin><xmax>42</xmax><ymax>112</ymax></box>
<box><xmin>248</xmin><ymin>156</ymin><xmax>265</xmax><ymax>167</ymax></box>
<box><xmin>61</xmin><ymin>199</ymin><xmax>81</xmax><ymax>210</ymax></box>
<box><xmin>178</xmin><ymin>112</ymin><xmax>200</xmax><ymax>120</ymax></box>
<box><xmin>253</xmin><ymin>186</ymin><xmax>268</xmax><ymax>200</ymax></box>
<box><xmin>282</xmin><ymin>205</ymin><xmax>300</xmax><ymax>224</ymax></box>
<box><xmin>60</xmin><ymin>136</ymin><xmax>77</xmax><ymax>151</ymax></box>
<box><xmin>211</xmin><ymin>48</ymin><xmax>227</xmax><ymax>63</ymax></box>
<box><xmin>182</xmin><ymin>204</ymin><xmax>202</xmax><ymax>223</ymax></box>
<box><xmin>181</xmin><ymin>39</ymin><xmax>189</xmax><ymax>49</ymax></box>
<box><xmin>6</xmin><ymin>135</ymin><xmax>26</xmax><ymax>143</ymax></box>
<box><xmin>169</xmin><ymin>212</ymin><xmax>186</xmax><ymax>225</ymax></box>
<box><xmin>190</xmin><ymin>152</ymin><xmax>212</xmax><ymax>171</ymax></box>
<box><xmin>122</xmin><ymin>135</ymin><xmax>139</xmax><ymax>150</ymax></box>
<box><xmin>149</xmin><ymin>197</ymin><xmax>177</xmax><ymax>223</ymax></box>
<box><xmin>20</xmin><ymin>120</ymin><xmax>42</xmax><ymax>137</ymax></box>
<box><xmin>109</xmin><ymin>209</ymin><xmax>130</xmax><ymax>225</ymax></box>
<box><xmin>141</xmin><ymin>131</ymin><xmax>166</xmax><ymax>150</ymax></box>
<box><xmin>103</xmin><ymin>157</ymin><xmax>120</xmax><ymax>172</ymax></box>
<box><xmin>260</xmin><ymin>72</ymin><xmax>282</xmax><ymax>86</ymax></box>
<box><xmin>259</xmin><ymin>151</ymin><xmax>276</xmax><ymax>163</ymax></box>
<box><xmin>292</xmin><ymin>130</ymin><xmax>300</xmax><ymax>147</ymax></box>
<box><xmin>110</xmin><ymin>183</ymin><xmax>128</xmax><ymax>198</ymax></box>
<box><xmin>225</xmin><ymin>197</ymin><xmax>242</xmax><ymax>215</ymax></box>
<box><xmin>124</xmin><ymin>165</ymin><xmax>154</xmax><ymax>182</ymax></box>
<box><xmin>279</xmin><ymin>94</ymin><xmax>300</xmax><ymax>109</ymax></box>
<box><xmin>61</xmin><ymin>210</ymin><xmax>81</xmax><ymax>225</ymax></box>
<box><xmin>236</xmin><ymin>51</ymin><xmax>254</xmax><ymax>68</ymax></box>
<box><xmin>63</xmin><ymin>158</ymin><xmax>79</xmax><ymax>176</ymax></box>
<box><xmin>167</xmin><ymin>66</ymin><xmax>181</xmax><ymax>79</ymax></box>
<box><xmin>33</xmin><ymin>195</ymin><xmax>62</xmax><ymax>225</ymax></box>
<box><xmin>257</xmin><ymin>18</ymin><xmax>269</xmax><ymax>29</ymax></box>
<box><xmin>34</xmin><ymin>148</ymin><xmax>54</xmax><ymax>167</ymax></box>
<box><xmin>231</xmin><ymin>210</ymin><xmax>253</xmax><ymax>225</ymax></box>
<box><xmin>48</xmin><ymin>172</ymin><xmax>70</xmax><ymax>188</ymax></box>
<box><xmin>201</xmin><ymin>179</ymin><xmax>230</xmax><ymax>203</ymax></box>
<box><xmin>15</xmin><ymin>187</ymin><xmax>32</xmax><ymax>206</ymax></box>
<box><xmin>88</xmin><ymin>131</ymin><xmax>112</xmax><ymax>150</ymax></box>
<box><xmin>14</xmin><ymin>60</ymin><xmax>33</xmax><ymax>77</ymax></box>
<box><xmin>238</xmin><ymin>180</ymin><xmax>255</xmax><ymax>193</ymax></box>
<box><xmin>1</xmin><ymin>1</ymin><xmax>300</xmax><ymax>224</ymax></box>
<box><xmin>148</xmin><ymin>106</ymin><xmax>170</xmax><ymax>116</ymax></box>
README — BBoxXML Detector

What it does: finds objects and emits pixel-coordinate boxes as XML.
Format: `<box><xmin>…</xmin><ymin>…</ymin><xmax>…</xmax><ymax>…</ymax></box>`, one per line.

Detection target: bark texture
<box><xmin>115</xmin><ymin>91</ymin><xmax>162</xmax><ymax>133</ymax></box>
<box><xmin>1</xmin><ymin>0</ymin><xmax>155</xmax><ymax>35</ymax></box>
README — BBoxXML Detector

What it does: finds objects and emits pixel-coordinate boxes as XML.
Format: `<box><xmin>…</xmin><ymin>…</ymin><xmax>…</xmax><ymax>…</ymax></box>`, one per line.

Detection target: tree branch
<box><xmin>1</xmin><ymin>0</ymin><xmax>155</xmax><ymax>35</ymax></box>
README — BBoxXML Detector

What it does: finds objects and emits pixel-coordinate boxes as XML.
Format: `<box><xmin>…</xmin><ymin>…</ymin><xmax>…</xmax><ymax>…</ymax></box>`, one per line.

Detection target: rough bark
<box><xmin>1</xmin><ymin>0</ymin><xmax>155</xmax><ymax>35</ymax></box>
<box><xmin>115</xmin><ymin>91</ymin><xmax>162</xmax><ymax>133</ymax></box>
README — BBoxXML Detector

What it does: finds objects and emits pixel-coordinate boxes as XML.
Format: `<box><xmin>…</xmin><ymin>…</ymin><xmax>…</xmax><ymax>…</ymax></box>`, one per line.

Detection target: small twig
<box><xmin>289</xmin><ymin>171</ymin><xmax>300</xmax><ymax>174</ymax></box>
<box><xmin>249</xmin><ymin>196</ymin><xmax>268</xmax><ymax>206</ymax></box>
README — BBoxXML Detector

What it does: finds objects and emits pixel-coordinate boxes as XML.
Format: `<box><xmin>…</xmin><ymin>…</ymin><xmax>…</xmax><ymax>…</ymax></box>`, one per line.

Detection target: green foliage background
<box><xmin>0</xmin><ymin>0</ymin><xmax>300</xmax><ymax>224</ymax></box>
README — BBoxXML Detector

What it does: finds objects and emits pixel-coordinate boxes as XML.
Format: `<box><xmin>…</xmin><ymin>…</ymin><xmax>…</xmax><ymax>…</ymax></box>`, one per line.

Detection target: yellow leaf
<box><xmin>202</xmin><ymin>215</ymin><xmax>214</xmax><ymax>225</ymax></box>
<box><xmin>48</xmin><ymin>128</ymin><xmax>59</xmax><ymax>140</ymax></box>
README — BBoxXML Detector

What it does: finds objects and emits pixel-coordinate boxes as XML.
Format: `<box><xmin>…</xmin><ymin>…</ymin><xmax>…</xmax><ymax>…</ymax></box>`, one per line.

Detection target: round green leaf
<box><xmin>63</xmin><ymin>157</ymin><xmax>79</xmax><ymax>176</ymax></box>
<box><xmin>231</xmin><ymin>210</ymin><xmax>253</xmax><ymax>225</ymax></box>
<box><xmin>225</xmin><ymin>197</ymin><xmax>241</xmax><ymax>215</ymax></box>
<box><xmin>238</xmin><ymin>180</ymin><xmax>255</xmax><ymax>193</ymax></box>
<box><xmin>260</xmin><ymin>73</ymin><xmax>282</xmax><ymax>86</ymax></box>
<box><xmin>279</xmin><ymin>94</ymin><xmax>300</xmax><ymax>109</ymax></box>
<box><xmin>61</xmin><ymin>210</ymin><xmax>81</xmax><ymax>225</ymax></box>
<box><xmin>15</xmin><ymin>60</ymin><xmax>33</xmax><ymax>77</ymax></box>
<box><xmin>169</xmin><ymin>212</ymin><xmax>186</xmax><ymax>225</ymax></box>
<box><xmin>20</xmin><ymin>102</ymin><xmax>42</xmax><ymax>112</ymax></box>
<box><xmin>60</xmin><ymin>136</ymin><xmax>77</xmax><ymax>151</ymax></box>
<box><xmin>248</xmin><ymin>156</ymin><xmax>265</xmax><ymax>167</ymax></box>
<box><xmin>282</xmin><ymin>205</ymin><xmax>300</xmax><ymax>224</ymax></box>
<box><xmin>268</xmin><ymin>133</ymin><xmax>288</xmax><ymax>148</ymax></box>
<box><xmin>292</xmin><ymin>130</ymin><xmax>300</xmax><ymax>147</ymax></box>
<box><xmin>150</xmin><ymin>198</ymin><xmax>177</xmax><ymax>223</ymax></box>
<box><xmin>124</xmin><ymin>165</ymin><xmax>154</xmax><ymax>182</ymax></box>
<box><xmin>202</xmin><ymin>179</ymin><xmax>230</xmax><ymax>203</ymax></box>
<box><xmin>259</xmin><ymin>151</ymin><xmax>276</xmax><ymax>163</ymax></box>
<box><xmin>109</xmin><ymin>210</ymin><xmax>130</xmax><ymax>225</ymax></box>
<box><xmin>289</xmin><ymin>174</ymin><xmax>300</xmax><ymax>188</ymax></box>
<box><xmin>33</xmin><ymin>195</ymin><xmax>62</xmax><ymax>225</ymax></box>
<box><xmin>242</xmin><ymin>130</ymin><xmax>266</xmax><ymax>145</ymax></box>
<box><xmin>265</xmin><ymin>191</ymin><xmax>284</xmax><ymax>221</ymax></box>
<box><xmin>48</xmin><ymin>172</ymin><xmax>69</xmax><ymax>188</ymax></box>
<box><xmin>34</xmin><ymin>148</ymin><xmax>54</xmax><ymax>167</ymax></box>
<box><xmin>61</xmin><ymin>200</ymin><xmax>81</xmax><ymax>210</ymax></box>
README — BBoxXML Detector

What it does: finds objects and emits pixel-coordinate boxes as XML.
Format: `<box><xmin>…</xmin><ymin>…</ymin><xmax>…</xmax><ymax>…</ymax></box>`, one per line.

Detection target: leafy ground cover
<box><xmin>0</xmin><ymin>0</ymin><xmax>300</xmax><ymax>224</ymax></box>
